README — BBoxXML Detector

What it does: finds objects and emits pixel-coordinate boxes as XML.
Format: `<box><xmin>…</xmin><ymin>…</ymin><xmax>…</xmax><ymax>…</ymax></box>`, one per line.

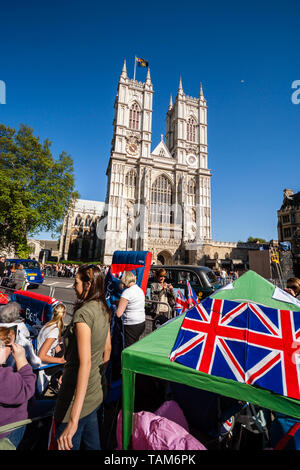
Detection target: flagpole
<box><xmin>133</xmin><ymin>55</ymin><xmax>136</xmax><ymax>81</ymax></box>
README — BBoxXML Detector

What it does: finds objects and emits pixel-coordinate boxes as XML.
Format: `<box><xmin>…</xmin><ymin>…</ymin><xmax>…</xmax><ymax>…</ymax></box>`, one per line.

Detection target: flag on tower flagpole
<box><xmin>133</xmin><ymin>56</ymin><xmax>149</xmax><ymax>80</ymax></box>
<box><xmin>136</xmin><ymin>57</ymin><xmax>149</xmax><ymax>67</ymax></box>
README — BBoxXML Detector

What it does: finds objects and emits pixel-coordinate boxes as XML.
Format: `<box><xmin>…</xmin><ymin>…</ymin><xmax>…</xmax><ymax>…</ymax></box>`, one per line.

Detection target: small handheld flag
<box><xmin>175</xmin><ymin>290</ymin><xmax>189</xmax><ymax>316</ymax></box>
<box><xmin>186</xmin><ymin>280</ymin><xmax>199</xmax><ymax>308</ymax></box>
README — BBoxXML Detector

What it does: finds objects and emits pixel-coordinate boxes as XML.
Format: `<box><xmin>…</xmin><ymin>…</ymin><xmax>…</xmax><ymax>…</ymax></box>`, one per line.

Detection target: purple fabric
<box><xmin>0</xmin><ymin>364</ymin><xmax>36</xmax><ymax>439</ymax></box>
<box><xmin>154</xmin><ymin>400</ymin><xmax>189</xmax><ymax>431</ymax></box>
<box><xmin>116</xmin><ymin>401</ymin><xmax>206</xmax><ymax>450</ymax></box>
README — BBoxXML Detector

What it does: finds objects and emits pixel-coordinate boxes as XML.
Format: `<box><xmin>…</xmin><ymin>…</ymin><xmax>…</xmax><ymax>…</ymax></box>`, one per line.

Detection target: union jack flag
<box><xmin>175</xmin><ymin>290</ymin><xmax>189</xmax><ymax>316</ymax></box>
<box><xmin>186</xmin><ymin>280</ymin><xmax>199</xmax><ymax>308</ymax></box>
<box><xmin>170</xmin><ymin>297</ymin><xmax>300</xmax><ymax>400</ymax></box>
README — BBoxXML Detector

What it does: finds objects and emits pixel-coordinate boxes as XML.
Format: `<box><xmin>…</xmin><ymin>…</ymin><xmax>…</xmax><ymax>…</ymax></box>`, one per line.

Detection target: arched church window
<box><xmin>150</xmin><ymin>175</ymin><xmax>173</xmax><ymax>224</ymax></box>
<box><xmin>125</xmin><ymin>169</ymin><xmax>137</xmax><ymax>199</ymax></box>
<box><xmin>129</xmin><ymin>103</ymin><xmax>140</xmax><ymax>130</ymax></box>
<box><xmin>187</xmin><ymin>178</ymin><xmax>196</xmax><ymax>205</ymax></box>
<box><xmin>85</xmin><ymin>215</ymin><xmax>92</xmax><ymax>227</ymax></box>
<box><xmin>125</xmin><ymin>169</ymin><xmax>137</xmax><ymax>187</ymax></box>
<box><xmin>75</xmin><ymin>214</ymin><xmax>82</xmax><ymax>226</ymax></box>
<box><xmin>187</xmin><ymin>117</ymin><xmax>196</xmax><ymax>142</ymax></box>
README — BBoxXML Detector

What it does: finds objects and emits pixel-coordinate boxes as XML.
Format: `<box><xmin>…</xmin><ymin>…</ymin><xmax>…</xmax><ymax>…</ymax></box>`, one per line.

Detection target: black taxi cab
<box><xmin>146</xmin><ymin>265</ymin><xmax>221</xmax><ymax>327</ymax></box>
<box><xmin>147</xmin><ymin>265</ymin><xmax>221</xmax><ymax>301</ymax></box>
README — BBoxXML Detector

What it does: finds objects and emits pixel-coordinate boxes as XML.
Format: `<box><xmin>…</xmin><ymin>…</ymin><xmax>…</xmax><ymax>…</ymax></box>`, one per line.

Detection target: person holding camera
<box><xmin>150</xmin><ymin>268</ymin><xmax>176</xmax><ymax>322</ymax></box>
<box><xmin>0</xmin><ymin>327</ymin><xmax>36</xmax><ymax>449</ymax></box>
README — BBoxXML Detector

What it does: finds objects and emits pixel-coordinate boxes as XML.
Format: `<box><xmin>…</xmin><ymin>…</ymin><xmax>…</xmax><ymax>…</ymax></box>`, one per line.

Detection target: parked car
<box><xmin>146</xmin><ymin>265</ymin><xmax>222</xmax><ymax>328</ymax></box>
<box><xmin>5</xmin><ymin>259</ymin><xmax>44</xmax><ymax>287</ymax></box>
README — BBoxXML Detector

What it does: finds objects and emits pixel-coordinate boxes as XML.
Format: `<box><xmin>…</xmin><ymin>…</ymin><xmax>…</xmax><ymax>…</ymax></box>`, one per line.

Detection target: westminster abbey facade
<box><xmin>59</xmin><ymin>61</ymin><xmax>212</xmax><ymax>265</ymax></box>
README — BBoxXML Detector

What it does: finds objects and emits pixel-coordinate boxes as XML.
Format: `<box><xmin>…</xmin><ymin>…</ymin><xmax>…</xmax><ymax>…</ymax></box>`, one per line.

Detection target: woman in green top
<box><xmin>54</xmin><ymin>264</ymin><xmax>111</xmax><ymax>451</ymax></box>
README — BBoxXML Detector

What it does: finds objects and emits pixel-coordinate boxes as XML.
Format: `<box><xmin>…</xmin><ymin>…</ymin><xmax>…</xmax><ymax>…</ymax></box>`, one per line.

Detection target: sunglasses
<box><xmin>8</xmin><ymin>325</ymin><xmax>18</xmax><ymax>335</ymax></box>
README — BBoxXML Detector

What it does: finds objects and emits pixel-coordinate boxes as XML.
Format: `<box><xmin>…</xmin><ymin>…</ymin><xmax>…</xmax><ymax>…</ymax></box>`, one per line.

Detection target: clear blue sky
<box><xmin>1</xmin><ymin>0</ymin><xmax>299</xmax><ymax>243</ymax></box>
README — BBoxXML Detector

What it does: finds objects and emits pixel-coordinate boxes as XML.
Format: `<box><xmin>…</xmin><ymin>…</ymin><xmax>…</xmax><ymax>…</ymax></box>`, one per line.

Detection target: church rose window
<box><xmin>150</xmin><ymin>175</ymin><xmax>173</xmax><ymax>224</ymax></box>
<box><xmin>129</xmin><ymin>103</ymin><xmax>140</xmax><ymax>130</ymax></box>
<box><xmin>187</xmin><ymin>117</ymin><xmax>196</xmax><ymax>142</ymax></box>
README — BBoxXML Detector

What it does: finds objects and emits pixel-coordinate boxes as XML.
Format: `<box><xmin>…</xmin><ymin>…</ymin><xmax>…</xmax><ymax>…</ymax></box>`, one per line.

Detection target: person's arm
<box><xmin>116</xmin><ymin>297</ymin><xmax>128</xmax><ymax>318</ymax></box>
<box><xmin>0</xmin><ymin>344</ymin><xmax>36</xmax><ymax>405</ymax></box>
<box><xmin>151</xmin><ymin>282</ymin><xmax>162</xmax><ymax>298</ymax></box>
<box><xmin>57</xmin><ymin>321</ymin><xmax>91</xmax><ymax>451</ymax></box>
<box><xmin>284</xmin><ymin>287</ymin><xmax>296</xmax><ymax>297</ymax></box>
<box><xmin>167</xmin><ymin>284</ymin><xmax>176</xmax><ymax>300</ymax></box>
<box><xmin>38</xmin><ymin>338</ymin><xmax>66</xmax><ymax>364</ymax></box>
<box><xmin>103</xmin><ymin>329</ymin><xmax>111</xmax><ymax>365</ymax></box>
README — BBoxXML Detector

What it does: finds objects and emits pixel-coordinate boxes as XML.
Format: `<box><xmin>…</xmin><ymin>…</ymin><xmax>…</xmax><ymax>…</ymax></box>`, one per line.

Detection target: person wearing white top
<box><xmin>37</xmin><ymin>303</ymin><xmax>66</xmax><ymax>366</ymax></box>
<box><xmin>116</xmin><ymin>271</ymin><xmax>145</xmax><ymax>348</ymax></box>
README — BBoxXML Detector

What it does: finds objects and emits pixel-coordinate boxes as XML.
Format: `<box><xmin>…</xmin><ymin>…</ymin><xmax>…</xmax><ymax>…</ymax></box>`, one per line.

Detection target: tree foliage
<box><xmin>0</xmin><ymin>123</ymin><xmax>78</xmax><ymax>256</ymax></box>
<box><xmin>247</xmin><ymin>236</ymin><xmax>267</xmax><ymax>244</ymax></box>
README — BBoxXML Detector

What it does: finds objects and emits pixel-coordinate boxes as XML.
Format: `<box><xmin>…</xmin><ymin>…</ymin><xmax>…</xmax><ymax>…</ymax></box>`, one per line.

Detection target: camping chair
<box><xmin>10</xmin><ymin>290</ymin><xmax>64</xmax><ymax>398</ymax></box>
<box><xmin>0</xmin><ymin>405</ymin><xmax>56</xmax><ymax>451</ymax></box>
<box><xmin>270</xmin><ymin>413</ymin><xmax>300</xmax><ymax>450</ymax></box>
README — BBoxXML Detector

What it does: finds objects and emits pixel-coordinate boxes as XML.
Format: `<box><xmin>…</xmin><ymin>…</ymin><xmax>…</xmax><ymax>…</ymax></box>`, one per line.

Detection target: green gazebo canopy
<box><xmin>121</xmin><ymin>271</ymin><xmax>300</xmax><ymax>449</ymax></box>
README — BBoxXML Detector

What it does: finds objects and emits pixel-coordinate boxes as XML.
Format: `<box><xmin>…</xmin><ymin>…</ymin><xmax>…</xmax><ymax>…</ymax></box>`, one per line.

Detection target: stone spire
<box><xmin>168</xmin><ymin>93</ymin><xmax>173</xmax><ymax>110</ymax></box>
<box><xmin>177</xmin><ymin>76</ymin><xmax>184</xmax><ymax>98</ymax></box>
<box><xmin>199</xmin><ymin>82</ymin><xmax>204</xmax><ymax>97</ymax></box>
<box><xmin>145</xmin><ymin>66</ymin><xmax>152</xmax><ymax>85</ymax></box>
<box><xmin>199</xmin><ymin>82</ymin><xmax>206</xmax><ymax>103</ymax></box>
<box><xmin>120</xmin><ymin>59</ymin><xmax>127</xmax><ymax>81</ymax></box>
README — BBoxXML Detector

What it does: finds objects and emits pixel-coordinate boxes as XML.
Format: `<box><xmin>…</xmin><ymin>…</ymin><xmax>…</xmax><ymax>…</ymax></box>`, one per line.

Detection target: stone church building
<box><xmin>59</xmin><ymin>61</ymin><xmax>250</xmax><ymax>268</ymax></box>
<box><xmin>101</xmin><ymin>61</ymin><xmax>211</xmax><ymax>265</ymax></box>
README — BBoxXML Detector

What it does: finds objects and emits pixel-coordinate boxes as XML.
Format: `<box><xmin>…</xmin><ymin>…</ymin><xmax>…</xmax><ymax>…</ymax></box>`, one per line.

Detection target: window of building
<box><xmin>282</xmin><ymin>215</ymin><xmax>290</xmax><ymax>224</ymax></box>
<box><xmin>150</xmin><ymin>175</ymin><xmax>173</xmax><ymax>224</ymax></box>
<box><xmin>187</xmin><ymin>178</ymin><xmax>196</xmax><ymax>205</ymax></box>
<box><xmin>125</xmin><ymin>169</ymin><xmax>137</xmax><ymax>199</ymax></box>
<box><xmin>187</xmin><ymin>117</ymin><xmax>196</xmax><ymax>142</ymax></box>
<box><xmin>129</xmin><ymin>103</ymin><xmax>140</xmax><ymax>130</ymax></box>
<box><xmin>85</xmin><ymin>215</ymin><xmax>92</xmax><ymax>227</ymax></box>
<box><xmin>75</xmin><ymin>214</ymin><xmax>82</xmax><ymax>226</ymax></box>
<box><xmin>283</xmin><ymin>227</ymin><xmax>291</xmax><ymax>238</ymax></box>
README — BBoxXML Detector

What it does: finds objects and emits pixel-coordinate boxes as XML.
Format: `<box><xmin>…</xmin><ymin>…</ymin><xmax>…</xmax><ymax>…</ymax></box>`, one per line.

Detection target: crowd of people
<box><xmin>40</xmin><ymin>263</ymin><xmax>110</xmax><ymax>279</ymax></box>
<box><xmin>0</xmin><ymin>254</ymin><xmax>299</xmax><ymax>451</ymax></box>
<box><xmin>0</xmin><ymin>262</ymin><xmax>148</xmax><ymax>450</ymax></box>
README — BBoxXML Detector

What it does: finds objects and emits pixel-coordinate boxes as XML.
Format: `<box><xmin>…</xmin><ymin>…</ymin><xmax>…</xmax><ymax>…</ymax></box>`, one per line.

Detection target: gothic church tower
<box><xmin>166</xmin><ymin>79</ymin><xmax>211</xmax><ymax>246</ymax></box>
<box><xmin>102</xmin><ymin>63</ymin><xmax>211</xmax><ymax>265</ymax></box>
<box><xmin>101</xmin><ymin>61</ymin><xmax>153</xmax><ymax>264</ymax></box>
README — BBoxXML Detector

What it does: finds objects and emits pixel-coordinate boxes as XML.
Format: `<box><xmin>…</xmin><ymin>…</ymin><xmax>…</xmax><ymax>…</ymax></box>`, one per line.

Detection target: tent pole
<box><xmin>122</xmin><ymin>368</ymin><xmax>136</xmax><ymax>450</ymax></box>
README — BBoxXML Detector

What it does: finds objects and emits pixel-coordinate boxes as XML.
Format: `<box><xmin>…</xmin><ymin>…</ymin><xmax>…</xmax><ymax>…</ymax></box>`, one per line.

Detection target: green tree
<box><xmin>0</xmin><ymin>123</ymin><xmax>79</xmax><ymax>257</ymax></box>
<box><xmin>247</xmin><ymin>236</ymin><xmax>267</xmax><ymax>244</ymax></box>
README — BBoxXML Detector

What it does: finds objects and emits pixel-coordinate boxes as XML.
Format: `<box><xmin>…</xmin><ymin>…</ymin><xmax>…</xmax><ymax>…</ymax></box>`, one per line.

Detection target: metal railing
<box><xmin>145</xmin><ymin>299</ymin><xmax>172</xmax><ymax>318</ymax></box>
<box><xmin>0</xmin><ymin>277</ymin><xmax>75</xmax><ymax>324</ymax></box>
